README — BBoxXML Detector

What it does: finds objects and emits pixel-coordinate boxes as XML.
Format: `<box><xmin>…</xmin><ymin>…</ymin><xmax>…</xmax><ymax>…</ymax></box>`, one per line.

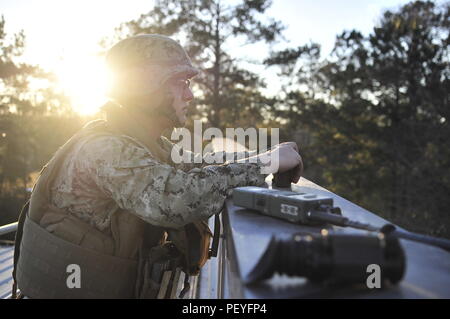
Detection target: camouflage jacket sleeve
<box><xmin>77</xmin><ymin>135</ymin><xmax>267</xmax><ymax>228</ymax></box>
<box><xmin>159</xmin><ymin>136</ymin><xmax>259</xmax><ymax>171</ymax></box>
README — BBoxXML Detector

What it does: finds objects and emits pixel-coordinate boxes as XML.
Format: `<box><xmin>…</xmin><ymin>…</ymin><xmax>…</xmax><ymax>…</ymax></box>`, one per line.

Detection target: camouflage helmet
<box><xmin>106</xmin><ymin>34</ymin><xmax>198</xmax><ymax>97</ymax></box>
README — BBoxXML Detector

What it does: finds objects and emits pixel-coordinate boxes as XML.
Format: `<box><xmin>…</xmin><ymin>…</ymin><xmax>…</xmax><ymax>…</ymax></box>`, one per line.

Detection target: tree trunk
<box><xmin>212</xmin><ymin>1</ymin><xmax>221</xmax><ymax>128</ymax></box>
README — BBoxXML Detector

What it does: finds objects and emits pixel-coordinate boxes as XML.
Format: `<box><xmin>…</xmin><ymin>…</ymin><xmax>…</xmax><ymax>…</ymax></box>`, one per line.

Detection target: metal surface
<box><xmin>215</xmin><ymin>178</ymin><xmax>450</xmax><ymax>298</ymax></box>
<box><xmin>0</xmin><ymin>222</ymin><xmax>18</xmax><ymax>236</ymax></box>
<box><xmin>0</xmin><ymin>222</ymin><xmax>16</xmax><ymax>299</ymax></box>
<box><xmin>0</xmin><ymin>245</ymin><xmax>14</xmax><ymax>299</ymax></box>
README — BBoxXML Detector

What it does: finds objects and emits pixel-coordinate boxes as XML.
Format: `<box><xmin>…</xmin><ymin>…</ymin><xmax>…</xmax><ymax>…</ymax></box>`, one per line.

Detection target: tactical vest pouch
<box><xmin>16</xmin><ymin>213</ymin><xmax>138</xmax><ymax>299</ymax></box>
<box><xmin>40</xmin><ymin>211</ymin><xmax>115</xmax><ymax>256</ymax></box>
<box><xmin>168</xmin><ymin>220</ymin><xmax>213</xmax><ymax>276</ymax></box>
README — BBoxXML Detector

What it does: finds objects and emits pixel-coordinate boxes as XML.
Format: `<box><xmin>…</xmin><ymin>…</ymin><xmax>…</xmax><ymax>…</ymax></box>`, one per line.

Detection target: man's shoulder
<box><xmin>82</xmin><ymin>133</ymin><xmax>130</xmax><ymax>153</ymax></box>
<box><xmin>76</xmin><ymin>130</ymin><xmax>155</xmax><ymax>168</ymax></box>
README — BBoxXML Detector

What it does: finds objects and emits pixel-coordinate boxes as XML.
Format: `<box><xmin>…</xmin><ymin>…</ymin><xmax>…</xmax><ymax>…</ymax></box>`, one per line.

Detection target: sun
<box><xmin>54</xmin><ymin>52</ymin><xmax>111</xmax><ymax>115</ymax></box>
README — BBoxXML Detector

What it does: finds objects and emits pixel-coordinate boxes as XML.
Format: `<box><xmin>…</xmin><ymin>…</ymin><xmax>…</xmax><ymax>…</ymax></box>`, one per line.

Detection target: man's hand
<box><xmin>272</xmin><ymin>143</ymin><xmax>303</xmax><ymax>183</ymax></box>
<box><xmin>250</xmin><ymin>142</ymin><xmax>303</xmax><ymax>181</ymax></box>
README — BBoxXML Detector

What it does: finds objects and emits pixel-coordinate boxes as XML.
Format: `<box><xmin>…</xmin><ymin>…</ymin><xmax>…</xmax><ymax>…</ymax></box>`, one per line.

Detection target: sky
<box><xmin>0</xmin><ymin>0</ymin><xmax>436</xmax><ymax>114</ymax></box>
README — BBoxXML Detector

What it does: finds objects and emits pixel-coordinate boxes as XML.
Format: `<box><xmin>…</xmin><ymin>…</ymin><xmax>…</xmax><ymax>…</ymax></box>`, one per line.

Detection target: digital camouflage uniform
<box><xmin>50</xmin><ymin>131</ymin><xmax>266</xmax><ymax>232</ymax></box>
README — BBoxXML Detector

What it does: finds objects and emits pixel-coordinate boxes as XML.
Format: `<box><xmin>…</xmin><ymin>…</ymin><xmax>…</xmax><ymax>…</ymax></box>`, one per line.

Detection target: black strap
<box><xmin>178</xmin><ymin>274</ymin><xmax>190</xmax><ymax>299</ymax></box>
<box><xmin>209</xmin><ymin>213</ymin><xmax>221</xmax><ymax>258</ymax></box>
<box><xmin>11</xmin><ymin>200</ymin><xmax>30</xmax><ymax>299</ymax></box>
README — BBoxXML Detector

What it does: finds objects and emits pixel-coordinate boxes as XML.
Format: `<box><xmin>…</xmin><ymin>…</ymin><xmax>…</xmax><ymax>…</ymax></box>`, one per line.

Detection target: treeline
<box><xmin>267</xmin><ymin>0</ymin><xmax>450</xmax><ymax>238</ymax></box>
<box><xmin>0</xmin><ymin>16</ymin><xmax>85</xmax><ymax>234</ymax></box>
<box><xmin>1</xmin><ymin>1</ymin><xmax>449</xmax><ymax>239</ymax></box>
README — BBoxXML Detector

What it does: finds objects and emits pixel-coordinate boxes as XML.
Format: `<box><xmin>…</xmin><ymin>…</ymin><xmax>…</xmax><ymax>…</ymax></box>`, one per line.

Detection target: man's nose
<box><xmin>183</xmin><ymin>87</ymin><xmax>194</xmax><ymax>102</ymax></box>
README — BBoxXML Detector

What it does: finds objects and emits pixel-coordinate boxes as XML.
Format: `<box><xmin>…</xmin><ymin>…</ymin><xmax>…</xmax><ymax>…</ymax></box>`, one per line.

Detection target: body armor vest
<box><xmin>13</xmin><ymin>118</ymin><xmax>216</xmax><ymax>299</ymax></box>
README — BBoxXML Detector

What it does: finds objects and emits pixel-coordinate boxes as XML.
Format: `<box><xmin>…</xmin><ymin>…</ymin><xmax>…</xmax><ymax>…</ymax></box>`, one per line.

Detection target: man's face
<box><xmin>116</xmin><ymin>66</ymin><xmax>195</xmax><ymax>126</ymax></box>
<box><xmin>165</xmin><ymin>76</ymin><xmax>194</xmax><ymax>125</ymax></box>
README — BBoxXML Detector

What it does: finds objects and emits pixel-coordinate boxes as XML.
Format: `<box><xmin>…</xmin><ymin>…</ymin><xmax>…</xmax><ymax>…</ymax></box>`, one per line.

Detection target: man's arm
<box><xmin>78</xmin><ymin>135</ymin><xmax>267</xmax><ymax>229</ymax></box>
<box><xmin>160</xmin><ymin>136</ymin><xmax>259</xmax><ymax>171</ymax></box>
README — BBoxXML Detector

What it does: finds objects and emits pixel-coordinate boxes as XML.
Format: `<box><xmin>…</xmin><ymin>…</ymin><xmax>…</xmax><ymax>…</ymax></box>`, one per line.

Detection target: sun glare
<box><xmin>54</xmin><ymin>53</ymin><xmax>111</xmax><ymax>115</ymax></box>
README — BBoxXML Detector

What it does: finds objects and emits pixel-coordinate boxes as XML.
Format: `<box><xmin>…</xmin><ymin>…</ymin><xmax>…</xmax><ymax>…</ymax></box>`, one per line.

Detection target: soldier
<box><xmin>12</xmin><ymin>34</ymin><xmax>302</xmax><ymax>299</ymax></box>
